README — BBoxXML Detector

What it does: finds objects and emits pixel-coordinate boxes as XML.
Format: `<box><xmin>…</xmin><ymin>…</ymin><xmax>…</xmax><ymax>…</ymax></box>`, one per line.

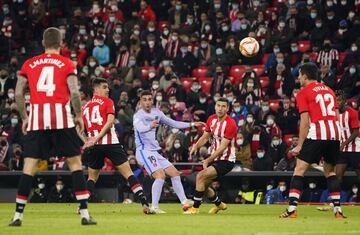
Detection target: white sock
<box><xmin>171</xmin><ymin>176</ymin><xmax>187</xmax><ymax>204</ymax></box>
<box><xmin>151</xmin><ymin>179</ymin><xmax>164</xmax><ymax>208</ymax></box>
<box><xmin>288</xmin><ymin>205</ymin><xmax>297</xmax><ymax>212</ymax></box>
<box><xmin>334</xmin><ymin>206</ymin><xmax>342</xmax><ymax>213</ymax></box>
<box><xmin>79</xmin><ymin>209</ymin><xmax>90</xmax><ymax>219</ymax></box>
<box><xmin>14</xmin><ymin>212</ymin><xmax>23</xmax><ymax>221</ymax></box>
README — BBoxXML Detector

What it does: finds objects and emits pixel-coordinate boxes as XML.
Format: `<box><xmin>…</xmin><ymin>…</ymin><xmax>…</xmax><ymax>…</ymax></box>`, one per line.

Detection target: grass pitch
<box><xmin>0</xmin><ymin>203</ymin><xmax>359</xmax><ymax>235</ymax></box>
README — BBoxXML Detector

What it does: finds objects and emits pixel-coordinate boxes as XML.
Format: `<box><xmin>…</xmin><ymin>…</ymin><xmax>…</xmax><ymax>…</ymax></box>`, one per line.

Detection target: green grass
<box><xmin>0</xmin><ymin>203</ymin><xmax>359</xmax><ymax>235</ymax></box>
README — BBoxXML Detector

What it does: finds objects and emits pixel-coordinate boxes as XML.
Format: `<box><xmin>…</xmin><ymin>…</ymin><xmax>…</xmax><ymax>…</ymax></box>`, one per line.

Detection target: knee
<box><xmin>153</xmin><ymin>170</ymin><xmax>166</xmax><ymax>180</ymax></box>
<box><xmin>196</xmin><ymin>171</ymin><xmax>206</xmax><ymax>182</ymax></box>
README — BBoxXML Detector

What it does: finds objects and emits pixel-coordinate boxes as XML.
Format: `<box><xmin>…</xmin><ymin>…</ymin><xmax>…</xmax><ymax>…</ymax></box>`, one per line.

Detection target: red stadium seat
<box><xmin>251</xmin><ymin>64</ymin><xmax>265</xmax><ymax>76</ymax></box>
<box><xmin>180</xmin><ymin>77</ymin><xmax>196</xmax><ymax>93</ymax></box>
<box><xmin>230</xmin><ymin>65</ymin><xmax>246</xmax><ymax>80</ymax></box>
<box><xmin>192</xmin><ymin>66</ymin><xmax>209</xmax><ymax>78</ymax></box>
<box><xmin>228</xmin><ymin>76</ymin><xmax>243</xmax><ymax>86</ymax></box>
<box><xmin>140</xmin><ymin>66</ymin><xmax>156</xmax><ymax>81</ymax></box>
<box><xmin>262</xmin><ymin>53</ymin><xmax>271</xmax><ymax>64</ymax></box>
<box><xmin>347</xmin><ymin>98</ymin><xmax>358</xmax><ymax>109</ymax></box>
<box><xmin>309</xmin><ymin>52</ymin><xmax>318</xmax><ymax>62</ymax></box>
<box><xmin>157</xmin><ymin>20</ymin><xmax>169</xmax><ymax>30</ymax></box>
<box><xmin>265</xmin><ymin>7</ymin><xmax>278</xmax><ymax>16</ymax></box>
<box><xmin>260</xmin><ymin>76</ymin><xmax>270</xmax><ymax>89</ymax></box>
<box><xmin>269</xmin><ymin>99</ymin><xmax>281</xmax><ymax>112</ymax></box>
<box><xmin>283</xmin><ymin>134</ymin><xmax>295</xmax><ymax>147</ymax></box>
<box><xmin>298</xmin><ymin>40</ymin><xmax>311</xmax><ymax>53</ymax></box>
<box><xmin>199</xmin><ymin>77</ymin><xmax>213</xmax><ymax>96</ymax></box>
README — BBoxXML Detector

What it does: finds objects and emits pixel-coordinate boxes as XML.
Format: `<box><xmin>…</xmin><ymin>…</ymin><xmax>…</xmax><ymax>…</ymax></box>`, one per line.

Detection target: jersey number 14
<box><xmin>83</xmin><ymin>105</ymin><xmax>103</xmax><ymax>127</ymax></box>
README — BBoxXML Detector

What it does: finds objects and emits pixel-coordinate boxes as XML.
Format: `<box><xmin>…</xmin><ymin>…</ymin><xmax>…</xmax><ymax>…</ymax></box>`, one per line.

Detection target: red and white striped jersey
<box><xmin>296</xmin><ymin>81</ymin><xmax>341</xmax><ymax>141</ymax></box>
<box><xmin>82</xmin><ymin>95</ymin><xmax>119</xmax><ymax>145</ymax></box>
<box><xmin>20</xmin><ymin>53</ymin><xmax>77</xmax><ymax>131</ymax></box>
<box><xmin>205</xmin><ymin>114</ymin><xmax>237</xmax><ymax>162</ymax></box>
<box><xmin>339</xmin><ymin>106</ymin><xmax>360</xmax><ymax>152</ymax></box>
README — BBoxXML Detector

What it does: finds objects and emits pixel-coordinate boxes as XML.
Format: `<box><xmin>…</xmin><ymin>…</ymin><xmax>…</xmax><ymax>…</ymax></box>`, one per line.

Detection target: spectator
<box><xmin>140</xmin><ymin>20</ymin><xmax>160</xmax><ymax>44</ymax></box>
<box><xmin>138</xmin><ymin>0</ymin><xmax>156</xmax><ymax>25</ymax></box>
<box><xmin>92</xmin><ymin>35</ymin><xmax>110</xmax><ymax>66</ymax></box>
<box><xmin>235</xmin><ymin>132</ymin><xmax>252</xmax><ymax>170</ymax></box>
<box><xmin>252</xmin><ymin>146</ymin><xmax>273</xmax><ymax>171</ymax></box>
<box><xmin>165</xmin><ymin>76</ymin><xmax>186</xmax><ymax>102</ymax></box>
<box><xmin>319</xmin><ymin>64</ymin><xmax>337</xmax><ymax>90</ymax></box>
<box><xmin>224</xmin><ymin>35</ymin><xmax>241</xmax><ymax>66</ymax></box>
<box><xmin>173</xmin><ymin>42</ymin><xmax>198</xmax><ymax>77</ymax></box>
<box><xmin>348</xmin><ymin>184</ymin><xmax>360</xmax><ymax>203</ymax></box>
<box><xmin>276</xmin><ymin>96</ymin><xmax>299</xmax><ymax>135</ymax></box>
<box><xmin>48</xmin><ymin>179</ymin><xmax>73</xmax><ymax>203</ymax></box>
<box><xmin>275</xmin><ymin>135</ymin><xmax>298</xmax><ymax>171</ymax></box>
<box><xmin>117</xmin><ymin>91</ymin><xmax>134</xmax><ymax>139</ymax></box>
<box><xmin>230</xmin><ymin>99</ymin><xmax>248</xmax><ymax>127</ymax></box>
<box><xmin>168</xmin><ymin>0</ymin><xmax>187</xmax><ymax>30</ymax></box>
<box><xmin>310</xmin><ymin>18</ymin><xmax>328</xmax><ymax>48</ymax></box>
<box><xmin>343</xmin><ymin>43</ymin><xmax>360</xmax><ymax>69</ymax></box>
<box><xmin>210</xmin><ymin>65</ymin><xmax>227</xmax><ymax>96</ymax></box>
<box><xmin>267</xmin><ymin>134</ymin><xmax>287</xmax><ymax>166</ymax></box>
<box><xmin>186</xmin><ymin>80</ymin><xmax>201</xmax><ymax>108</ymax></box>
<box><xmin>197</xmin><ymin>39</ymin><xmax>215</xmax><ymax>66</ymax></box>
<box><xmin>337</xmin><ymin>65</ymin><xmax>360</xmax><ymax>98</ymax></box>
<box><xmin>30</xmin><ymin>178</ymin><xmax>48</xmax><ymax>203</ymax></box>
<box><xmin>268</xmin><ymin>63</ymin><xmax>295</xmax><ymax>98</ymax></box>
<box><xmin>168</xmin><ymin>138</ymin><xmax>188</xmax><ymax>162</ymax></box>
<box><xmin>300</xmin><ymin>179</ymin><xmax>323</xmax><ymax>202</ymax></box>
<box><xmin>264</xmin><ymin>114</ymin><xmax>282</xmax><ymax>138</ymax></box>
<box><xmin>265</xmin><ymin>181</ymin><xmax>289</xmax><ymax>204</ymax></box>
<box><xmin>119</xmin><ymin>55</ymin><xmax>141</xmax><ymax>87</ymax></box>
<box><xmin>316</xmin><ymin>39</ymin><xmax>339</xmax><ymax>73</ymax></box>
<box><xmin>138</xmin><ymin>34</ymin><xmax>164</xmax><ymax>67</ymax></box>
<box><xmin>0</xmin><ymin>131</ymin><xmax>11</xmax><ymax>170</ymax></box>
<box><xmin>0</xmin><ymin>68</ymin><xmax>15</xmax><ymax>101</ymax></box>
<box><xmin>8</xmin><ymin>144</ymin><xmax>23</xmax><ymax>171</ymax></box>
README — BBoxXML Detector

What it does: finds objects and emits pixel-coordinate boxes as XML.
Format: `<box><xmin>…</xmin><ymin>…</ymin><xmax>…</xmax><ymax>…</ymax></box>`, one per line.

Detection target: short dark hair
<box><xmin>92</xmin><ymin>78</ymin><xmax>108</xmax><ymax>88</ymax></box>
<box><xmin>140</xmin><ymin>90</ymin><xmax>152</xmax><ymax>97</ymax></box>
<box><xmin>335</xmin><ymin>90</ymin><xmax>346</xmax><ymax>99</ymax></box>
<box><xmin>43</xmin><ymin>27</ymin><xmax>62</xmax><ymax>49</ymax></box>
<box><xmin>216</xmin><ymin>97</ymin><xmax>229</xmax><ymax>106</ymax></box>
<box><xmin>299</xmin><ymin>62</ymin><xmax>318</xmax><ymax>81</ymax></box>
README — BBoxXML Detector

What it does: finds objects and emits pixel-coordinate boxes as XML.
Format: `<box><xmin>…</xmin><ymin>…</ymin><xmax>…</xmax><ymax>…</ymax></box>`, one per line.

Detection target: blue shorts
<box><xmin>136</xmin><ymin>149</ymin><xmax>172</xmax><ymax>175</ymax></box>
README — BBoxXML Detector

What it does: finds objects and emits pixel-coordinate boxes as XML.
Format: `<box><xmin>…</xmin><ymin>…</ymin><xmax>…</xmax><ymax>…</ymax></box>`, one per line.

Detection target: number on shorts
<box><xmin>148</xmin><ymin>156</ymin><xmax>157</xmax><ymax>167</ymax></box>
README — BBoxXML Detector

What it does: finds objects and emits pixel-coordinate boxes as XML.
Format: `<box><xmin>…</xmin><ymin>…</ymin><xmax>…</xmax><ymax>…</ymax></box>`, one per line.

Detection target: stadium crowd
<box><xmin>0</xmin><ymin>0</ymin><xmax>360</xmax><ymax>177</ymax></box>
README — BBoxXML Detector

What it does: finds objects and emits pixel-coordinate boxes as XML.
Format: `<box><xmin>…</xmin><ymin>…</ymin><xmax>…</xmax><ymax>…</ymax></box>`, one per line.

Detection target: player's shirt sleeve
<box><xmin>105</xmin><ymin>99</ymin><xmax>115</xmax><ymax>115</ymax></box>
<box><xmin>349</xmin><ymin>109</ymin><xmax>360</xmax><ymax>130</ymax></box>
<box><xmin>224</xmin><ymin>119</ymin><xmax>237</xmax><ymax>140</ymax></box>
<box><xmin>296</xmin><ymin>90</ymin><xmax>309</xmax><ymax>114</ymax></box>
<box><xmin>66</xmin><ymin>60</ymin><xmax>77</xmax><ymax>77</ymax></box>
<box><xmin>205</xmin><ymin>115</ymin><xmax>213</xmax><ymax>133</ymax></box>
<box><xmin>19</xmin><ymin>60</ymin><xmax>28</xmax><ymax>78</ymax></box>
<box><xmin>158</xmin><ymin>109</ymin><xmax>191</xmax><ymax>129</ymax></box>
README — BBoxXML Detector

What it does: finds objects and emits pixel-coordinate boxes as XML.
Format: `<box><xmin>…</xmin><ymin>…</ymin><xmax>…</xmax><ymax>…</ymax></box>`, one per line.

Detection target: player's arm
<box><xmin>67</xmin><ymin>75</ymin><xmax>84</xmax><ymax>132</ymax></box>
<box><xmin>15</xmin><ymin>75</ymin><xmax>28</xmax><ymax>133</ymax></box>
<box><xmin>159</xmin><ymin>111</ymin><xmax>205</xmax><ymax>129</ymax></box>
<box><xmin>189</xmin><ymin>131</ymin><xmax>211</xmax><ymax>157</ymax></box>
<box><xmin>340</xmin><ymin>109</ymin><xmax>359</xmax><ymax>150</ymax></box>
<box><xmin>292</xmin><ymin>112</ymin><xmax>310</xmax><ymax>155</ymax></box>
<box><xmin>93</xmin><ymin>114</ymin><xmax>115</xmax><ymax>143</ymax></box>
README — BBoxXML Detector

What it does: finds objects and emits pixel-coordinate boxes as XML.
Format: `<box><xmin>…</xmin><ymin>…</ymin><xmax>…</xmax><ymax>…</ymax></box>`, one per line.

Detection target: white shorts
<box><xmin>136</xmin><ymin>149</ymin><xmax>173</xmax><ymax>175</ymax></box>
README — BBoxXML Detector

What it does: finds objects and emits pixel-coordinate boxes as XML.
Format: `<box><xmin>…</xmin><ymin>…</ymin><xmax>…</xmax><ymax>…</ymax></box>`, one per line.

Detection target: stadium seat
<box><xmin>180</xmin><ymin>77</ymin><xmax>196</xmax><ymax>93</ymax></box>
<box><xmin>192</xmin><ymin>66</ymin><xmax>209</xmax><ymax>78</ymax></box>
<box><xmin>283</xmin><ymin>134</ymin><xmax>295</xmax><ymax>147</ymax></box>
<box><xmin>251</xmin><ymin>64</ymin><xmax>265</xmax><ymax>76</ymax></box>
<box><xmin>347</xmin><ymin>98</ymin><xmax>358</xmax><ymax>109</ymax></box>
<box><xmin>259</xmin><ymin>76</ymin><xmax>270</xmax><ymax>89</ymax></box>
<box><xmin>228</xmin><ymin>76</ymin><xmax>243</xmax><ymax>86</ymax></box>
<box><xmin>309</xmin><ymin>52</ymin><xmax>318</xmax><ymax>62</ymax></box>
<box><xmin>262</xmin><ymin>53</ymin><xmax>271</xmax><ymax>65</ymax></box>
<box><xmin>269</xmin><ymin>99</ymin><xmax>281</xmax><ymax>112</ymax></box>
<box><xmin>265</xmin><ymin>7</ymin><xmax>278</xmax><ymax>16</ymax></box>
<box><xmin>229</xmin><ymin>65</ymin><xmax>246</xmax><ymax>80</ymax></box>
<box><xmin>140</xmin><ymin>66</ymin><xmax>156</xmax><ymax>81</ymax></box>
<box><xmin>199</xmin><ymin>77</ymin><xmax>213</xmax><ymax>96</ymax></box>
<box><xmin>298</xmin><ymin>40</ymin><xmax>311</xmax><ymax>53</ymax></box>
<box><xmin>157</xmin><ymin>20</ymin><xmax>169</xmax><ymax>30</ymax></box>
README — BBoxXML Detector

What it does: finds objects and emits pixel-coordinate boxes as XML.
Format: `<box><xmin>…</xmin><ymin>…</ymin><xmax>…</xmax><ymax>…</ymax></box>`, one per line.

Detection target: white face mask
<box><xmin>169</xmin><ymin>99</ymin><xmax>176</xmax><ymax>105</ymax></box>
<box><xmin>262</xmin><ymin>106</ymin><xmax>269</xmax><ymax>112</ymax></box>
<box><xmin>349</xmin><ymin>67</ymin><xmax>356</xmax><ymax>75</ymax></box>
<box><xmin>316</xmin><ymin>23</ymin><xmax>322</xmax><ymax>28</ymax></box>
<box><xmin>25</xmin><ymin>95</ymin><xmax>30</xmax><ymax>101</ymax></box>
<box><xmin>171</xmin><ymin>128</ymin><xmax>179</xmax><ymax>134</ymax></box>
<box><xmin>11</xmin><ymin>118</ymin><xmax>18</xmax><ymax>126</ymax></box>
<box><xmin>279</xmin><ymin>186</ymin><xmax>286</xmax><ymax>192</ymax></box>
<box><xmin>89</xmin><ymin>61</ymin><xmax>96</xmax><ymax>67</ymax></box>
<box><xmin>148</xmin><ymin>27</ymin><xmax>155</xmax><ymax>32</ymax></box>
<box><xmin>246</xmin><ymin>117</ymin><xmax>253</xmax><ymax>123</ymax></box>
<box><xmin>8</xmin><ymin>93</ymin><xmax>14</xmax><ymax>99</ymax></box>
<box><xmin>237</xmin><ymin>138</ymin><xmax>244</xmax><ymax>145</ymax></box>
<box><xmin>174</xmin><ymin>143</ymin><xmax>181</xmax><ymax>149</ymax></box>
<box><xmin>56</xmin><ymin>185</ymin><xmax>64</xmax><ymax>191</ymax></box>
<box><xmin>267</xmin><ymin>185</ymin><xmax>273</xmax><ymax>191</ymax></box>
<box><xmin>199</xmin><ymin>98</ymin><xmax>206</xmax><ymax>104</ymax></box>
<box><xmin>267</xmin><ymin>118</ymin><xmax>274</xmax><ymax>126</ymax></box>
<box><xmin>272</xmin><ymin>140</ymin><xmax>280</xmax><ymax>146</ymax></box>
<box><xmin>148</xmin><ymin>41</ymin><xmax>155</xmax><ymax>48</ymax></box>
<box><xmin>152</xmin><ymin>84</ymin><xmax>159</xmax><ymax>90</ymax></box>
<box><xmin>257</xmin><ymin>152</ymin><xmax>265</xmax><ymax>158</ymax></box>
<box><xmin>227</xmin><ymin>96</ymin><xmax>234</xmax><ymax>103</ymax></box>
<box><xmin>234</xmin><ymin>107</ymin><xmax>241</xmax><ymax>113</ymax></box>
<box><xmin>115</xmin><ymin>28</ymin><xmax>122</xmax><ymax>33</ymax></box>
<box><xmin>349</xmin><ymin>12</ymin><xmax>355</xmax><ymax>19</ymax></box>
<box><xmin>351</xmin><ymin>46</ymin><xmax>358</xmax><ymax>52</ymax></box>
<box><xmin>171</xmin><ymin>35</ymin><xmax>178</xmax><ymax>41</ymax></box>
<box><xmin>134</xmin><ymin>30</ymin><xmax>140</xmax><ymax>36</ymax></box>
<box><xmin>149</xmin><ymin>72</ymin><xmax>156</xmax><ymax>78</ymax></box>
<box><xmin>309</xmin><ymin>183</ymin><xmax>316</xmax><ymax>189</ymax></box>
<box><xmin>163</xmin><ymin>29</ymin><xmax>170</xmax><ymax>35</ymax></box>
<box><xmin>353</xmin><ymin>187</ymin><xmax>358</xmax><ymax>194</ymax></box>
<box><xmin>240</xmin><ymin>24</ymin><xmax>247</xmax><ymax>30</ymax></box>
<box><xmin>109</xmin><ymin>16</ymin><xmax>116</xmax><ymax>22</ymax></box>
<box><xmin>38</xmin><ymin>183</ymin><xmax>45</xmax><ymax>189</ymax></box>
<box><xmin>156</xmin><ymin>96</ymin><xmax>162</xmax><ymax>101</ymax></box>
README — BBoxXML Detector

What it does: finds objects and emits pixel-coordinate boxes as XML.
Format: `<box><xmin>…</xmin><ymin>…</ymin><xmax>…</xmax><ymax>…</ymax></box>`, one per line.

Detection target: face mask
<box><xmin>246</xmin><ymin>117</ymin><xmax>253</xmax><ymax>123</ymax></box>
<box><xmin>349</xmin><ymin>12</ymin><xmax>355</xmax><ymax>19</ymax></box>
<box><xmin>163</xmin><ymin>29</ymin><xmax>170</xmax><ymax>35</ymax></box>
<box><xmin>234</xmin><ymin>107</ymin><xmax>241</xmax><ymax>113</ymax></box>
<box><xmin>291</xmin><ymin>47</ymin><xmax>298</xmax><ymax>52</ymax></box>
<box><xmin>353</xmin><ymin>187</ymin><xmax>358</xmax><ymax>194</ymax></box>
<box><xmin>272</xmin><ymin>140</ymin><xmax>280</xmax><ymax>146</ymax></box>
<box><xmin>171</xmin><ymin>128</ymin><xmax>179</xmax><ymax>134</ymax></box>
<box><xmin>128</xmin><ymin>60</ymin><xmax>136</xmax><ymax>67</ymax></box>
<box><xmin>277</xmin><ymin>58</ymin><xmax>284</xmax><ymax>64</ymax></box>
<box><xmin>95</xmin><ymin>69</ymin><xmax>101</xmax><ymax>76</ymax></box>
<box><xmin>152</xmin><ymin>84</ymin><xmax>159</xmax><ymax>90</ymax></box>
<box><xmin>148</xmin><ymin>41</ymin><xmax>155</xmax><ymax>48</ymax></box>
<box><xmin>93</xmin><ymin>19</ymin><xmax>99</xmax><ymax>24</ymax></box>
<box><xmin>109</xmin><ymin>16</ymin><xmax>116</xmax><ymax>22</ymax></box>
<box><xmin>240</xmin><ymin>24</ymin><xmax>248</xmax><ymax>30</ymax></box>
<box><xmin>327</xmin><ymin>1</ymin><xmax>333</xmax><ymax>7</ymax></box>
<box><xmin>316</xmin><ymin>23</ymin><xmax>322</xmax><ymax>28</ymax></box>
<box><xmin>351</xmin><ymin>46</ymin><xmax>358</xmax><ymax>52</ymax></box>
<box><xmin>307</xmin><ymin>0</ymin><xmax>314</xmax><ymax>4</ymax></box>
<box><xmin>201</xmin><ymin>43</ymin><xmax>208</xmax><ymax>49</ymax></box>
<box><xmin>11</xmin><ymin>118</ymin><xmax>18</xmax><ymax>126</ymax></box>
<box><xmin>149</xmin><ymin>72</ymin><xmax>156</xmax><ymax>78</ymax></box>
<box><xmin>115</xmin><ymin>27</ymin><xmax>122</xmax><ymax>33</ymax></box>
<box><xmin>56</xmin><ymin>185</ymin><xmax>64</xmax><ymax>191</ymax></box>
<box><xmin>349</xmin><ymin>67</ymin><xmax>356</xmax><ymax>75</ymax></box>
<box><xmin>222</xmin><ymin>26</ymin><xmax>229</xmax><ymax>32</ymax></box>
<box><xmin>8</xmin><ymin>93</ymin><xmax>14</xmax><ymax>99</ymax></box>
<box><xmin>148</xmin><ymin>27</ymin><xmax>155</xmax><ymax>32</ymax></box>
<box><xmin>237</xmin><ymin>138</ymin><xmax>244</xmax><ymax>145</ymax></box>
<box><xmin>341</xmin><ymin>0</ymin><xmax>347</xmax><ymax>5</ymax></box>
<box><xmin>156</xmin><ymin>96</ymin><xmax>162</xmax><ymax>101</ymax></box>
<box><xmin>267</xmin><ymin>185</ymin><xmax>273</xmax><ymax>191</ymax></box>
<box><xmin>267</xmin><ymin>119</ymin><xmax>274</xmax><ymax>126</ymax></box>
<box><xmin>229</xmin><ymin>42</ymin><xmax>235</xmax><ymax>47</ymax></box>
<box><xmin>289</xmin><ymin>0</ymin><xmax>295</xmax><ymax>4</ymax></box>
<box><xmin>180</xmin><ymin>47</ymin><xmax>188</xmax><ymax>53</ymax></box>
<box><xmin>174</xmin><ymin>143</ymin><xmax>181</xmax><ymax>149</ymax></box>
<box><xmin>199</xmin><ymin>98</ymin><xmax>206</xmax><ymax>104</ymax></box>
<box><xmin>310</xmin><ymin>13</ymin><xmax>317</xmax><ymax>19</ymax></box>
<box><xmin>175</xmin><ymin>4</ymin><xmax>182</xmax><ymax>10</ymax></box>
<box><xmin>279</xmin><ymin>186</ymin><xmax>286</xmax><ymax>192</ymax></box>
<box><xmin>134</xmin><ymin>30</ymin><xmax>140</xmax><ymax>36</ymax></box>
<box><xmin>38</xmin><ymin>183</ymin><xmax>45</xmax><ymax>189</ymax></box>
<box><xmin>79</xmin><ymin>44</ymin><xmax>85</xmax><ymax>49</ymax></box>
<box><xmin>187</xmin><ymin>18</ymin><xmax>193</xmax><ymax>24</ymax></box>
<box><xmin>191</xmin><ymin>85</ymin><xmax>200</xmax><ymax>92</ymax></box>
<box><xmin>227</xmin><ymin>96</ymin><xmax>234</xmax><ymax>103</ymax></box>
<box><xmin>273</xmin><ymin>48</ymin><xmax>280</xmax><ymax>54</ymax></box>
<box><xmin>3</xmin><ymin>7</ymin><xmax>9</xmax><ymax>15</ymax></box>
<box><xmin>89</xmin><ymin>61</ymin><xmax>96</xmax><ymax>67</ymax></box>
<box><xmin>216</xmin><ymin>48</ymin><xmax>223</xmax><ymax>55</ymax></box>
<box><xmin>25</xmin><ymin>95</ymin><xmax>30</xmax><ymax>101</ymax></box>
<box><xmin>327</xmin><ymin>15</ymin><xmax>334</xmax><ymax>20</ymax></box>
<box><xmin>171</xmin><ymin>35</ymin><xmax>178</xmax><ymax>41</ymax></box>
<box><xmin>169</xmin><ymin>99</ymin><xmax>176</xmax><ymax>105</ymax></box>
<box><xmin>309</xmin><ymin>183</ymin><xmax>316</xmax><ymax>189</ymax></box>
<box><xmin>214</xmin><ymin>97</ymin><xmax>220</xmax><ymax>102</ymax></box>
<box><xmin>257</xmin><ymin>152</ymin><xmax>265</xmax><ymax>158</ymax></box>
<box><xmin>114</xmin><ymin>39</ymin><xmax>121</xmax><ymax>44</ymax></box>
<box><xmin>214</xmin><ymin>3</ymin><xmax>221</xmax><ymax>9</ymax></box>
<box><xmin>111</xmin><ymin>5</ymin><xmax>118</xmax><ymax>11</ymax></box>
<box><xmin>262</xmin><ymin>106</ymin><xmax>269</xmax><ymax>112</ymax></box>
<box><xmin>279</xmin><ymin>22</ymin><xmax>285</xmax><ymax>28</ymax></box>
<box><xmin>205</xmin><ymin>25</ymin><xmax>211</xmax><ymax>31</ymax></box>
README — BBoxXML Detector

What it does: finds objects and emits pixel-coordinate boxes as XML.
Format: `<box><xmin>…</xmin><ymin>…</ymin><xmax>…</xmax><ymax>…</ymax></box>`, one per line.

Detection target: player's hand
<box><xmin>84</xmin><ymin>137</ymin><xmax>97</xmax><ymax>149</ymax></box>
<box><xmin>189</xmin><ymin>145</ymin><xmax>198</xmax><ymax>158</ymax></box>
<box><xmin>74</xmin><ymin>115</ymin><xmax>84</xmax><ymax>133</ymax></box>
<box><xmin>22</xmin><ymin>118</ymin><xmax>28</xmax><ymax>134</ymax></box>
<box><xmin>192</xmin><ymin>122</ymin><xmax>206</xmax><ymax>127</ymax></box>
<box><xmin>202</xmin><ymin>158</ymin><xmax>210</xmax><ymax>169</ymax></box>
<box><xmin>150</xmin><ymin>120</ymin><xmax>159</xmax><ymax>129</ymax></box>
<box><xmin>291</xmin><ymin>145</ymin><xmax>302</xmax><ymax>156</ymax></box>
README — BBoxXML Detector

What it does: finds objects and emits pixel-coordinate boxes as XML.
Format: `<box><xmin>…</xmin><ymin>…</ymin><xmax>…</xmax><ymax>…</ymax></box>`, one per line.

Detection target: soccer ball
<box><xmin>239</xmin><ymin>37</ymin><xmax>259</xmax><ymax>57</ymax></box>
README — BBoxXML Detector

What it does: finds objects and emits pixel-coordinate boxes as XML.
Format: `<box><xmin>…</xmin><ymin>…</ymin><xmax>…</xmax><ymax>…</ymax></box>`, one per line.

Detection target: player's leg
<box><xmin>87</xmin><ymin>168</ymin><xmax>100</xmax><ymax>197</ymax></box>
<box><xmin>335</xmin><ymin>151</ymin><xmax>348</xmax><ymax>185</ymax></box>
<box><xmin>82</xmin><ymin>146</ymin><xmax>103</xmax><ymax>199</ymax></box>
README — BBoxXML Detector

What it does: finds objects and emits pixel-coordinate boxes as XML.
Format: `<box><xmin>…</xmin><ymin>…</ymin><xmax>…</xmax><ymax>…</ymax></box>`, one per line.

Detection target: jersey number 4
<box><xmin>37</xmin><ymin>66</ymin><xmax>56</xmax><ymax>96</ymax></box>
<box><xmin>316</xmin><ymin>94</ymin><xmax>335</xmax><ymax>116</ymax></box>
<box><xmin>83</xmin><ymin>106</ymin><xmax>103</xmax><ymax>127</ymax></box>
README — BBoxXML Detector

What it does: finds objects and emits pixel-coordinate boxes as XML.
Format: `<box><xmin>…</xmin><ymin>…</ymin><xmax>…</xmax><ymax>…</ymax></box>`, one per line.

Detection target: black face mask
<box><xmin>15</xmin><ymin>150</ymin><xmax>22</xmax><ymax>155</ymax></box>
<box><xmin>0</xmin><ymin>140</ymin><xmax>7</xmax><ymax>146</ymax></box>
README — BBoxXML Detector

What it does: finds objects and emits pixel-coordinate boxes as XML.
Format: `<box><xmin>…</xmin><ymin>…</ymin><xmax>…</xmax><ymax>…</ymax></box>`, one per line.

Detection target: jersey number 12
<box><xmin>315</xmin><ymin>93</ymin><xmax>335</xmax><ymax>117</ymax></box>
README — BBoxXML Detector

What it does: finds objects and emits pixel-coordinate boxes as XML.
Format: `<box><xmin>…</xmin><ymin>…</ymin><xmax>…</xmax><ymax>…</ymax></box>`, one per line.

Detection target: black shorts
<box><xmin>337</xmin><ymin>152</ymin><xmax>360</xmax><ymax>169</ymax></box>
<box><xmin>211</xmin><ymin>160</ymin><xmax>235</xmax><ymax>178</ymax></box>
<box><xmin>298</xmin><ymin>139</ymin><xmax>340</xmax><ymax>165</ymax></box>
<box><xmin>83</xmin><ymin>144</ymin><xmax>128</xmax><ymax>169</ymax></box>
<box><xmin>23</xmin><ymin>128</ymin><xmax>82</xmax><ymax>160</ymax></box>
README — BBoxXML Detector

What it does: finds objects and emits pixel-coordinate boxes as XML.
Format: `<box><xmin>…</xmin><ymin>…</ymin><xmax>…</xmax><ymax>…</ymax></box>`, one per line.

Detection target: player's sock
<box><xmin>13</xmin><ymin>174</ymin><xmax>33</xmax><ymax>220</ymax></box>
<box><xmin>288</xmin><ymin>175</ymin><xmax>304</xmax><ymax>212</ymax></box>
<box><xmin>327</xmin><ymin>175</ymin><xmax>342</xmax><ymax>213</ymax></box>
<box><xmin>193</xmin><ymin>190</ymin><xmax>204</xmax><ymax>208</ymax></box>
<box><xmin>208</xmin><ymin>192</ymin><xmax>222</xmax><ymax>206</ymax></box>
<box><xmin>86</xmin><ymin>179</ymin><xmax>96</xmax><ymax>196</ymax></box>
<box><xmin>72</xmin><ymin>170</ymin><xmax>90</xmax><ymax>219</ymax></box>
<box><xmin>127</xmin><ymin>175</ymin><xmax>149</xmax><ymax>207</ymax></box>
<box><xmin>151</xmin><ymin>179</ymin><xmax>164</xmax><ymax>208</ymax></box>
<box><xmin>170</xmin><ymin>176</ymin><xmax>187</xmax><ymax>204</ymax></box>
